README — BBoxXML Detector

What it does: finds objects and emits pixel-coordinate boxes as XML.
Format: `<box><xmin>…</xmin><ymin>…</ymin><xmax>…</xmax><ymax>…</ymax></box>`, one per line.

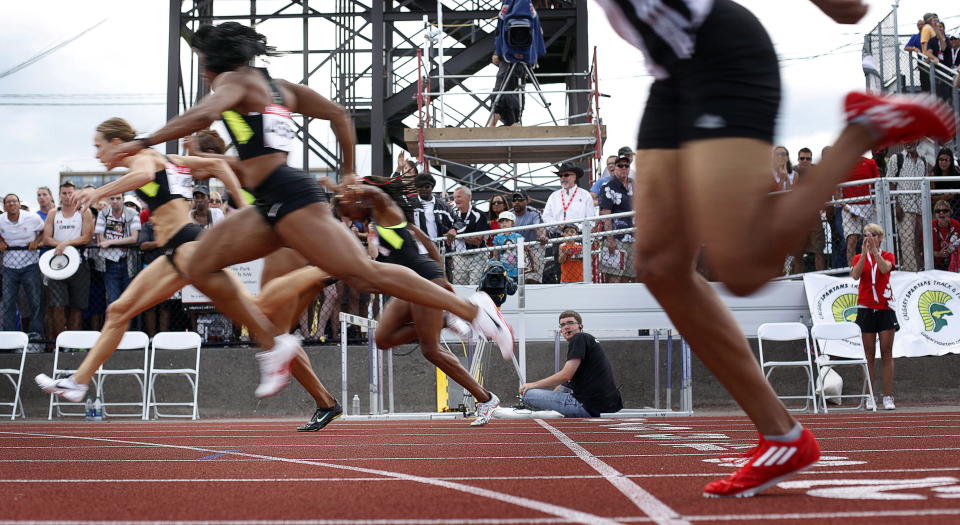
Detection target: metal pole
<box><xmin>666</xmin><ymin>329</ymin><xmax>673</xmax><ymax>410</ymax></box>
<box><xmin>582</xmin><ymin>218</ymin><xmax>592</xmax><ymax>283</ymax></box>
<box><xmin>341</xmin><ymin>320</ymin><xmax>348</xmax><ymax>415</ymax></box>
<box><xmin>554</xmin><ymin>330</ymin><xmax>561</xmax><ymax>374</ymax></box>
<box><xmin>368</xmin><ymin>332</ymin><xmax>378</xmax><ymax>415</ymax></box>
<box><xmin>371</xmin><ymin>1</ymin><xmax>385</xmax><ymax>176</ymax></box>
<box><xmin>165</xmin><ymin>0</ymin><xmax>180</xmax><ymax>155</ymax></box>
<box><xmin>921</xmin><ymin>177</ymin><xmax>934</xmax><ymax>270</ymax></box>
<box><xmin>653</xmin><ymin>329</ymin><xmax>660</xmax><ymax>410</ymax></box>
<box><xmin>892</xmin><ymin>0</ymin><xmax>902</xmax><ymax>93</ymax></box>
<box><xmin>517</xmin><ymin>239</ymin><xmax>526</xmax><ymax>383</ymax></box>
<box><xmin>387</xmin><ymin>348</ymin><xmax>394</xmax><ymax>414</ymax></box>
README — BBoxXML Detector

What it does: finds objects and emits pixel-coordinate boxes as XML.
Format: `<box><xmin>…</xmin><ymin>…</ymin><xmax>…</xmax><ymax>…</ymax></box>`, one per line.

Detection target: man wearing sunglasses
<box><xmin>518</xmin><ymin>310</ymin><xmax>622</xmax><ymax>418</ymax></box>
<box><xmin>598</xmin><ymin>155</ymin><xmax>634</xmax><ymax>283</ymax></box>
<box><xmin>543</xmin><ymin>161</ymin><xmax>595</xmax><ymax>231</ymax></box>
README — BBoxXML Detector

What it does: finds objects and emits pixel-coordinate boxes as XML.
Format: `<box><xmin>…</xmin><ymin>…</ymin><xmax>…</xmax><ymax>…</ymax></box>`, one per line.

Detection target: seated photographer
<box><xmin>519</xmin><ymin>310</ymin><xmax>622</xmax><ymax>417</ymax></box>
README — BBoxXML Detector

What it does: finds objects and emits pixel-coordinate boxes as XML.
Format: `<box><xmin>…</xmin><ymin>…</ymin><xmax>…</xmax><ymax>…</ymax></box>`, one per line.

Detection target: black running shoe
<box><xmin>297</xmin><ymin>402</ymin><xmax>343</xmax><ymax>432</ymax></box>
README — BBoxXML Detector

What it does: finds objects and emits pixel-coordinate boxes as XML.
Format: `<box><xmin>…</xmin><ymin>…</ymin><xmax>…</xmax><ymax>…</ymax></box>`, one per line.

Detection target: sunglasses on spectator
<box><xmin>939</xmin><ymin>157</ymin><xmax>952</xmax><ymax>162</ymax></box>
<box><xmin>798</xmin><ymin>156</ymin><xmax>812</xmax><ymax>161</ymax></box>
<box><xmin>491</xmin><ymin>201</ymin><xmax>506</xmax><ymax>206</ymax></box>
<box><xmin>936</xmin><ymin>209</ymin><xmax>951</xmax><ymax>214</ymax></box>
<box><xmin>615</xmin><ymin>163</ymin><xmax>630</xmax><ymax>168</ymax></box>
<box><xmin>558</xmin><ymin>172</ymin><xmax>576</xmax><ymax>177</ymax></box>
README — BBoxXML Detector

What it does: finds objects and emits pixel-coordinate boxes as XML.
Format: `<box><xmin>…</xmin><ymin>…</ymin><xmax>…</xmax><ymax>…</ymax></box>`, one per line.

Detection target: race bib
<box><xmin>263</xmin><ymin>104</ymin><xmax>295</xmax><ymax>152</ymax></box>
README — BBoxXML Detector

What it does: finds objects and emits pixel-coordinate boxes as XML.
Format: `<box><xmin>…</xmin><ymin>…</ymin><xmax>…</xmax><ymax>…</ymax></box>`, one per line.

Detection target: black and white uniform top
<box><xmin>595</xmin><ymin>0</ymin><xmax>713</xmax><ymax>79</ymax></box>
<box><xmin>135</xmin><ymin>161</ymin><xmax>193</xmax><ymax>212</ymax></box>
<box><xmin>372</xmin><ymin>221</ymin><xmax>444</xmax><ymax>281</ymax></box>
<box><xmin>219</xmin><ymin>68</ymin><xmax>296</xmax><ymax>161</ymax></box>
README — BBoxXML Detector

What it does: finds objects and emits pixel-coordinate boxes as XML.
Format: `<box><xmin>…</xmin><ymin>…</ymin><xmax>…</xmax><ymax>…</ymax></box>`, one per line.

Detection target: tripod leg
<box><xmin>487</xmin><ymin>62</ymin><xmax>518</xmax><ymax>127</ymax></box>
<box><xmin>523</xmin><ymin>63</ymin><xmax>558</xmax><ymax>125</ymax></box>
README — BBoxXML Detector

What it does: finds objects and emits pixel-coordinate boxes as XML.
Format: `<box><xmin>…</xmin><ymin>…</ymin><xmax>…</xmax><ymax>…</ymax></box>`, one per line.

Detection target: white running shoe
<box><xmin>468</xmin><ymin>291</ymin><xmax>514</xmax><ymax>360</ymax></box>
<box><xmin>35</xmin><ymin>374</ymin><xmax>88</xmax><ymax>403</ymax></box>
<box><xmin>443</xmin><ymin>311</ymin><xmax>473</xmax><ymax>341</ymax></box>
<box><xmin>471</xmin><ymin>392</ymin><xmax>500</xmax><ymax>426</ymax></box>
<box><xmin>254</xmin><ymin>334</ymin><xmax>300</xmax><ymax>398</ymax></box>
<box><xmin>865</xmin><ymin>396</ymin><xmax>877</xmax><ymax>411</ymax></box>
<box><xmin>882</xmin><ymin>396</ymin><xmax>896</xmax><ymax>410</ymax></box>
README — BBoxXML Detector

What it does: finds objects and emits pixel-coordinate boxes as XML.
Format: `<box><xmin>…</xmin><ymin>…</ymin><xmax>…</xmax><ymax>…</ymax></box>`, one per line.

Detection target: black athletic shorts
<box><xmin>636</xmin><ymin>0</ymin><xmax>781</xmax><ymax>149</ymax></box>
<box><xmin>855</xmin><ymin>307</ymin><xmax>900</xmax><ymax>334</ymax></box>
<box><xmin>163</xmin><ymin>222</ymin><xmax>204</xmax><ymax>273</ymax></box>
<box><xmin>252</xmin><ymin>164</ymin><xmax>329</xmax><ymax>225</ymax></box>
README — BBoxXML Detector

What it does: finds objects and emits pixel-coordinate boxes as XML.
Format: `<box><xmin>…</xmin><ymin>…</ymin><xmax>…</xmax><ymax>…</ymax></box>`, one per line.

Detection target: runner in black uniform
<box><xmin>35</xmin><ymin>120</ymin><xmax>293</xmax><ymax>402</ymax></box>
<box><xmin>102</xmin><ymin>22</ymin><xmax>514</xmax><ymax>400</ymax></box>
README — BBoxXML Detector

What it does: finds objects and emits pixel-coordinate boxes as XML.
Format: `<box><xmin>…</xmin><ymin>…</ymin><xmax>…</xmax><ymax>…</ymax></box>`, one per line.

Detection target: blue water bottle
<box><xmin>84</xmin><ymin>397</ymin><xmax>95</xmax><ymax>421</ymax></box>
<box><xmin>93</xmin><ymin>395</ymin><xmax>104</xmax><ymax>421</ymax></box>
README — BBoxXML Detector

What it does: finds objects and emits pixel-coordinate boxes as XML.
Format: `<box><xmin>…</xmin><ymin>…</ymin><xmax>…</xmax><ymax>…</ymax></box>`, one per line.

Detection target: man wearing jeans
<box><xmin>519</xmin><ymin>310</ymin><xmax>622</xmax><ymax>417</ymax></box>
<box><xmin>0</xmin><ymin>194</ymin><xmax>45</xmax><ymax>334</ymax></box>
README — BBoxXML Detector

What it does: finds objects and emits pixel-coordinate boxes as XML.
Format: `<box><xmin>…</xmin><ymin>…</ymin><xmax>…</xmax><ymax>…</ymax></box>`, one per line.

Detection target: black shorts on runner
<box><xmin>635</xmin><ymin>0</ymin><xmax>781</xmax><ymax>149</ymax></box>
<box><xmin>855</xmin><ymin>307</ymin><xmax>900</xmax><ymax>334</ymax></box>
<box><xmin>252</xmin><ymin>165</ymin><xmax>329</xmax><ymax>225</ymax></box>
<box><xmin>163</xmin><ymin>222</ymin><xmax>204</xmax><ymax>273</ymax></box>
<box><xmin>407</xmin><ymin>256</ymin><xmax>445</xmax><ymax>281</ymax></box>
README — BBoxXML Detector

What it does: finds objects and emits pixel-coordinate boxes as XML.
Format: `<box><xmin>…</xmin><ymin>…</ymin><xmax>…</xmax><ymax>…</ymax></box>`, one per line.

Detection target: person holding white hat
<box><xmin>40</xmin><ymin>181</ymin><xmax>94</xmax><ymax>335</ymax></box>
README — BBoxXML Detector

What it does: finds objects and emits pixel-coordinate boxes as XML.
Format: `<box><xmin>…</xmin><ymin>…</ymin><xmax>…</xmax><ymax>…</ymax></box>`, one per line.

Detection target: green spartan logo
<box><xmin>919</xmin><ymin>290</ymin><xmax>954</xmax><ymax>333</ymax></box>
<box><xmin>831</xmin><ymin>293</ymin><xmax>859</xmax><ymax>323</ymax></box>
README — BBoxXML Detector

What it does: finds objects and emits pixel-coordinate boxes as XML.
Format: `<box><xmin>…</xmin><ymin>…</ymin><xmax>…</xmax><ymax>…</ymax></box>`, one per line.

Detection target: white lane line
<box><xmin>0</xmin><ymin>431</ymin><xmax>623</xmax><ymax>525</ymax></box>
<box><xmin>680</xmin><ymin>508</ymin><xmax>960</xmax><ymax>521</ymax></box>
<box><xmin>0</xmin><ymin>519</ymin><xmax>586</xmax><ymax>525</ymax></box>
<box><xmin>3</xmin><ymin>466</ymin><xmax>960</xmax><ymax>484</ymax></box>
<box><xmin>4</xmin><ymin>447</ymin><xmax>960</xmax><ymax>463</ymax></box>
<box><xmin>534</xmin><ymin>419</ymin><xmax>688</xmax><ymax>525</ymax></box>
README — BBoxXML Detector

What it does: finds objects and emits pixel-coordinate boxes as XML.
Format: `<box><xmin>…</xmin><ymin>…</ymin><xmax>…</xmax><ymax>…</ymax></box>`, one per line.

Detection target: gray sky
<box><xmin>0</xmin><ymin>0</ymin><xmax>957</xmax><ymax>211</ymax></box>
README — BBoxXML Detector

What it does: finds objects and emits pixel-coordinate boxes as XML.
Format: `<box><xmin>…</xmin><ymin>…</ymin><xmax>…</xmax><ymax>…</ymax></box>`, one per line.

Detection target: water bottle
<box><xmin>351</xmin><ymin>394</ymin><xmax>360</xmax><ymax>415</ymax></box>
<box><xmin>84</xmin><ymin>397</ymin><xmax>95</xmax><ymax>421</ymax></box>
<box><xmin>93</xmin><ymin>395</ymin><xmax>104</xmax><ymax>421</ymax></box>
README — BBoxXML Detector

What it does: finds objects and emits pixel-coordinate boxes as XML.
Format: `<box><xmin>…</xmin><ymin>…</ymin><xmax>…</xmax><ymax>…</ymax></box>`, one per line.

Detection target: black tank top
<box><xmin>374</xmin><ymin>222</ymin><xmax>424</xmax><ymax>266</ymax></box>
<box><xmin>220</xmin><ymin>68</ymin><xmax>296</xmax><ymax>161</ymax></box>
<box><xmin>135</xmin><ymin>161</ymin><xmax>193</xmax><ymax>211</ymax></box>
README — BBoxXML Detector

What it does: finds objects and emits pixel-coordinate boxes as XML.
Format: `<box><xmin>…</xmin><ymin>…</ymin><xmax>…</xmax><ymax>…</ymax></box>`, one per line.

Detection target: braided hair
<box><xmin>193</xmin><ymin>22</ymin><xmax>280</xmax><ymax>73</ymax></box>
<box><xmin>362</xmin><ymin>175</ymin><xmax>417</xmax><ymax>218</ymax></box>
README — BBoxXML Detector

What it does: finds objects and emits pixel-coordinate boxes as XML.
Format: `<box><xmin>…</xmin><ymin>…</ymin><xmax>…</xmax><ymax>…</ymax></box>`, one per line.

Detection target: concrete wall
<box><xmin>4</xmin><ymin>339</ymin><xmax>957</xmax><ymax>420</ymax></box>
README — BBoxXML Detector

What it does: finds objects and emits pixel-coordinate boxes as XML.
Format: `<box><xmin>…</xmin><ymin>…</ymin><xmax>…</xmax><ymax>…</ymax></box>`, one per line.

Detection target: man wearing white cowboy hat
<box><xmin>40</xmin><ymin>181</ymin><xmax>94</xmax><ymax>335</ymax></box>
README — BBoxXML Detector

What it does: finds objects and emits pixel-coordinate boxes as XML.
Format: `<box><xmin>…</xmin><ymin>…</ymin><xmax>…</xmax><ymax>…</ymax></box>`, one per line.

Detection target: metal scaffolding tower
<box><xmin>168</xmin><ymin>1</ymin><xmax>592</xmax><ymax>199</ymax></box>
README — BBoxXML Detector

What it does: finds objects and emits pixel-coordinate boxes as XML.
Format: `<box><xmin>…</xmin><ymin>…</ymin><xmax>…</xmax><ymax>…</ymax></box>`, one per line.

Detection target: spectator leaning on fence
<box><xmin>0</xmin><ymin>194</ymin><xmax>45</xmax><ymax>334</ymax></box>
<box><xmin>931</xmin><ymin>148</ymin><xmax>960</xmax><ymax>219</ymax></box>
<box><xmin>598</xmin><ymin>154</ymin><xmax>635</xmax><ymax>283</ymax></box>
<box><xmin>41</xmin><ymin>181</ymin><xmax>94</xmax><ymax>336</ymax></box>
<box><xmin>903</xmin><ymin>19</ymin><xmax>925</xmax><ymax>53</ymax></box>
<box><xmin>932</xmin><ymin>200</ymin><xmax>960</xmax><ymax>271</ymax></box>
<box><xmin>886</xmin><ymin>141</ymin><xmax>928</xmax><ymax>272</ymax></box>
<box><xmin>93</xmin><ymin>193</ymin><xmax>141</xmax><ymax>305</ymax></box>
<box><xmin>518</xmin><ymin>310</ymin><xmax>622</xmax><ymax>418</ymax></box>
<box><xmin>510</xmin><ymin>189</ymin><xmax>547</xmax><ymax>283</ymax></box>
<box><xmin>445</xmin><ymin>186</ymin><xmax>487</xmax><ymax>286</ymax></box>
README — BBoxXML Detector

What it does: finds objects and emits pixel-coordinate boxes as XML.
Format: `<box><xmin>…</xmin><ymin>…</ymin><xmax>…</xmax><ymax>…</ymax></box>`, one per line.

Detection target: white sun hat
<box><xmin>39</xmin><ymin>246</ymin><xmax>82</xmax><ymax>280</ymax></box>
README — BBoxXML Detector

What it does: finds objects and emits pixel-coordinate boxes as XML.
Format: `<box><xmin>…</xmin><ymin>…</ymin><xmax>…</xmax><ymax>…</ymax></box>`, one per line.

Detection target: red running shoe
<box><xmin>845</xmin><ymin>91</ymin><xmax>957</xmax><ymax>150</ymax></box>
<box><xmin>702</xmin><ymin>428</ymin><xmax>821</xmax><ymax>498</ymax></box>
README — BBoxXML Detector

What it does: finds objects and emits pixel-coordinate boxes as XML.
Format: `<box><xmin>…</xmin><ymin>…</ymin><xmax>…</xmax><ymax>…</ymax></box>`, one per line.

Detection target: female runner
<box><xmin>104</xmin><ymin>23</ymin><xmax>513</xmax><ymax>399</ymax></box>
<box><xmin>36</xmin><ymin>120</ymin><xmax>298</xmax><ymax>401</ymax></box>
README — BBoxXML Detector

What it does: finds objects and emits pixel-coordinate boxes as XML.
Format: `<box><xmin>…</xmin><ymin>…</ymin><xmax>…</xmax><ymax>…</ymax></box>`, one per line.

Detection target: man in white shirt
<box><xmin>93</xmin><ymin>194</ymin><xmax>141</xmax><ymax>305</ymax></box>
<box><xmin>42</xmin><ymin>181</ymin><xmax>94</xmax><ymax>334</ymax></box>
<box><xmin>0</xmin><ymin>194</ymin><xmax>45</xmax><ymax>333</ymax></box>
<box><xmin>543</xmin><ymin>162</ymin><xmax>596</xmax><ymax>233</ymax></box>
<box><xmin>887</xmin><ymin>141</ymin><xmax>929</xmax><ymax>271</ymax></box>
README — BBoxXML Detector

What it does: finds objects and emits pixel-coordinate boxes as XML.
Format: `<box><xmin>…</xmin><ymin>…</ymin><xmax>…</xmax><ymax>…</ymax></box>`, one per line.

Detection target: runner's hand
<box><xmin>809</xmin><ymin>0</ymin><xmax>868</xmax><ymax>24</ymax></box>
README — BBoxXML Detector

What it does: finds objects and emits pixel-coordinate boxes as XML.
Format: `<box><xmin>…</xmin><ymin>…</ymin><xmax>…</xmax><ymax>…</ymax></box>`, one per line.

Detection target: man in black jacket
<box><xmin>410</xmin><ymin>173</ymin><xmax>455</xmax><ymax>242</ymax></box>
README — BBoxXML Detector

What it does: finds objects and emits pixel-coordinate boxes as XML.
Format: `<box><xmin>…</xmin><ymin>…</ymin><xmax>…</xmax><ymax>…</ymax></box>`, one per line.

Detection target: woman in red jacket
<box><xmin>850</xmin><ymin>223</ymin><xmax>898</xmax><ymax>411</ymax></box>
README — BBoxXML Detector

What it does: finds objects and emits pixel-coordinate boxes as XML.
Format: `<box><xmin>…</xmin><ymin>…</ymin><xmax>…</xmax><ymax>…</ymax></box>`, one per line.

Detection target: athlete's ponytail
<box><xmin>193</xmin><ymin>22</ymin><xmax>279</xmax><ymax>73</ymax></box>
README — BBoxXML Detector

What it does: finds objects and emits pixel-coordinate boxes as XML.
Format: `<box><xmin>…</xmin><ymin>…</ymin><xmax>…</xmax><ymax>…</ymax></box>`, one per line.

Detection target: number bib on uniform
<box><xmin>263</xmin><ymin>104</ymin><xmax>295</xmax><ymax>153</ymax></box>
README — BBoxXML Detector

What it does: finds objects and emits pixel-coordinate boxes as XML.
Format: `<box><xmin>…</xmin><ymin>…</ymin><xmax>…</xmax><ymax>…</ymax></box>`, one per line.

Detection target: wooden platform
<box><xmin>404</xmin><ymin>125</ymin><xmax>605</xmax><ymax>164</ymax></box>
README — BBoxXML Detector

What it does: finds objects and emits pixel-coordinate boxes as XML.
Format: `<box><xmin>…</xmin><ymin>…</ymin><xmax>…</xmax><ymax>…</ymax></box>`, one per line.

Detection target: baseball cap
<box><xmin>511</xmin><ymin>190</ymin><xmax>529</xmax><ymax>201</ymax></box>
<box><xmin>613</xmin><ymin>154</ymin><xmax>632</xmax><ymax>166</ymax></box>
<box><xmin>617</xmin><ymin>146</ymin><xmax>634</xmax><ymax>157</ymax></box>
<box><xmin>553</xmin><ymin>161</ymin><xmax>584</xmax><ymax>179</ymax></box>
<box><xmin>498</xmin><ymin>210</ymin><xmax>516</xmax><ymax>222</ymax></box>
<box><xmin>193</xmin><ymin>185</ymin><xmax>210</xmax><ymax>196</ymax></box>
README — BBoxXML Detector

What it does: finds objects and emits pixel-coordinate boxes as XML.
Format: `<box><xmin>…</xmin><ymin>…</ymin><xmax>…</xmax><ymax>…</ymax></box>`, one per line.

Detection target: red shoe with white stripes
<box><xmin>845</xmin><ymin>91</ymin><xmax>957</xmax><ymax>150</ymax></box>
<box><xmin>702</xmin><ymin>428</ymin><xmax>821</xmax><ymax>498</ymax></box>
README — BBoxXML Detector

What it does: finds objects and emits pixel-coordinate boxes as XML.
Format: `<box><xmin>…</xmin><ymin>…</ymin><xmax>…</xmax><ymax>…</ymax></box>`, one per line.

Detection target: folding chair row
<box><xmin>47</xmin><ymin>330</ymin><xmax>202</xmax><ymax>420</ymax></box>
<box><xmin>757</xmin><ymin>321</ymin><xmax>876</xmax><ymax>414</ymax></box>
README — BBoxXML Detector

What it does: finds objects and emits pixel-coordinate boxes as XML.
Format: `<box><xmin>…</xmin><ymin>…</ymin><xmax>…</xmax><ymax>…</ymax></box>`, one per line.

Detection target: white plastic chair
<box><xmin>0</xmin><ymin>331</ymin><xmax>29</xmax><ymax>419</ymax></box>
<box><xmin>96</xmin><ymin>331</ymin><xmax>150</xmax><ymax>420</ymax></box>
<box><xmin>756</xmin><ymin>323</ymin><xmax>818</xmax><ymax>414</ymax></box>
<box><xmin>811</xmin><ymin>322</ymin><xmax>876</xmax><ymax>413</ymax></box>
<box><xmin>148</xmin><ymin>332</ymin><xmax>202</xmax><ymax>420</ymax></box>
<box><xmin>49</xmin><ymin>330</ymin><xmax>101</xmax><ymax>419</ymax></box>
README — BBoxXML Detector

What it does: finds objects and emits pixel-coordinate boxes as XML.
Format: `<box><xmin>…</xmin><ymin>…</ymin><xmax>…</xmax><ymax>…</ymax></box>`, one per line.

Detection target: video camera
<box><xmin>496</xmin><ymin>1</ymin><xmax>546</xmax><ymax>65</ymax></box>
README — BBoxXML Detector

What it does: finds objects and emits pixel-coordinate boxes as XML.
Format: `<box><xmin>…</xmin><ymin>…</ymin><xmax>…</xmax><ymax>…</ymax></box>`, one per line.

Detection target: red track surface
<box><xmin>2</xmin><ymin>411</ymin><xmax>959</xmax><ymax>524</ymax></box>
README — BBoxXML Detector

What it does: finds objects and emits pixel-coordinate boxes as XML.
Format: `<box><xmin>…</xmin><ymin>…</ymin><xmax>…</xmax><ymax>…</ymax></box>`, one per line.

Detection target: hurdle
<box><xmin>339</xmin><ymin>312</ymin><xmax>393</xmax><ymax>416</ymax></box>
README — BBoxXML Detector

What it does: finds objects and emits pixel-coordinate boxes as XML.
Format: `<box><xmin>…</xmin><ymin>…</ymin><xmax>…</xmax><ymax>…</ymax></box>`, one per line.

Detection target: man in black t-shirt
<box><xmin>519</xmin><ymin>310</ymin><xmax>622</xmax><ymax>417</ymax></box>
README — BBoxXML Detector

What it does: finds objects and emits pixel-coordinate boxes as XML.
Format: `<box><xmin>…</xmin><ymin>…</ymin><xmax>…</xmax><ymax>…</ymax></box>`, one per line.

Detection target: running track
<box><xmin>1</xmin><ymin>411</ymin><xmax>959</xmax><ymax>524</ymax></box>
